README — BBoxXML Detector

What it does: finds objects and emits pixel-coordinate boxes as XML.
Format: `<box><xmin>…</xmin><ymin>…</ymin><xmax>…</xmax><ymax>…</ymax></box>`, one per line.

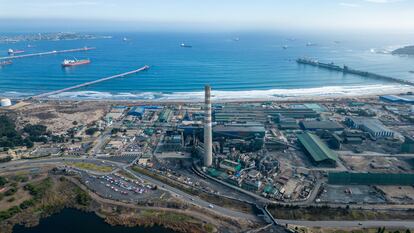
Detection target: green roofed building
<box><xmin>159</xmin><ymin>109</ymin><xmax>173</xmax><ymax>123</ymax></box>
<box><xmin>297</xmin><ymin>132</ymin><xmax>338</xmax><ymax>166</ymax></box>
<box><xmin>207</xmin><ymin>168</ymin><xmax>229</xmax><ymax>179</ymax></box>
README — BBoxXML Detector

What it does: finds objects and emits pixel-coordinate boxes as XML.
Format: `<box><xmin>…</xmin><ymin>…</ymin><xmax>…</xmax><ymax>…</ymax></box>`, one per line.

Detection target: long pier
<box><xmin>0</xmin><ymin>47</ymin><xmax>95</xmax><ymax>60</ymax></box>
<box><xmin>31</xmin><ymin>65</ymin><xmax>150</xmax><ymax>99</ymax></box>
<box><xmin>297</xmin><ymin>58</ymin><xmax>414</xmax><ymax>86</ymax></box>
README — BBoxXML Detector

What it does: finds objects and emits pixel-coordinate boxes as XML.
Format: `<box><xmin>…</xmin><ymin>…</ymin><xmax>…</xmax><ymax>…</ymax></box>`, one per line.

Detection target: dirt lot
<box><xmin>15</xmin><ymin>101</ymin><xmax>110</xmax><ymax>134</ymax></box>
<box><xmin>340</xmin><ymin>155</ymin><xmax>411</xmax><ymax>173</ymax></box>
<box><xmin>378</xmin><ymin>186</ymin><xmax>414</xmax><ymax>204</ymax></box>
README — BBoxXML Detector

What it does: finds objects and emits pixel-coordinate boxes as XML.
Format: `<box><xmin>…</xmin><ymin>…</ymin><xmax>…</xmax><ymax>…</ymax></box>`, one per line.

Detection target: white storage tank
<box><xmin>1</xmin><ymin>98</ymin><xmax>12</xmax><ymax>107</ymax></box>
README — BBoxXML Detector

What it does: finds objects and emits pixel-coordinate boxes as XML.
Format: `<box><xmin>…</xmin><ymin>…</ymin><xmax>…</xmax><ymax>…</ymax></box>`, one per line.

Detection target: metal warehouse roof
<box><xmin>301</xmin><ymin>120</ymin><xmax>344</xmax><ymax>130</ymax></box>
<box><xmin>348</xmin><ymin>117</ymin><xmax>392</xmax><ymax>134</ymax></box>
<box><xmin>213</xmin><ymin>125</ymin><xmax>265</xmax><ymax>133</ymax></box>
<box><xmin>297</xmin><ymin>132</ymin><xmax>338</xmax><ymax>163</ymax></box>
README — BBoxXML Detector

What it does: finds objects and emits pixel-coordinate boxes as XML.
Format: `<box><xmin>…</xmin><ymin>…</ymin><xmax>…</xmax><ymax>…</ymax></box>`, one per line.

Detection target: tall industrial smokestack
<box><xmin>204</xmin><ymin>85</ymin><xmax>213</xmax><ymax>167</ymax></box>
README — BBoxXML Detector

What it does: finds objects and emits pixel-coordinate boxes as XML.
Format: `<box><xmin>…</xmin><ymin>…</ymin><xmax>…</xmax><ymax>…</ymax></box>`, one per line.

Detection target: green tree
<box><xmin>0</xmin><ymin>176</ymin><xmax>7</xmax><ymax>186</ymax></box>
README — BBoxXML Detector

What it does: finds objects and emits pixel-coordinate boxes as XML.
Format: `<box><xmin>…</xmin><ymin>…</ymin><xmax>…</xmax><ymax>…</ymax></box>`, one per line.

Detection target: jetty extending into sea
<box><xmin>297</xmin><ymin>58</ymin><xmax>414</xmax><ymax>86</ymax></box>
<box><xmin>0</xmin><ymin>47</ymin><xmax>95</xmax><ymax>60</ymax></box>
<box><xmin>30</xmin><ymin>65</ymin><xmax>150</xmax><ymax>99</ymax></box>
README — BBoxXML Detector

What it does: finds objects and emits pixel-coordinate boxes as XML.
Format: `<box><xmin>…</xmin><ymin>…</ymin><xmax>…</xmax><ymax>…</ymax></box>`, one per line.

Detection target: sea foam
<box><xmin>39</xmin><ymin>84</ymin><xmax>411</xmax><ymax>101</ymax></box>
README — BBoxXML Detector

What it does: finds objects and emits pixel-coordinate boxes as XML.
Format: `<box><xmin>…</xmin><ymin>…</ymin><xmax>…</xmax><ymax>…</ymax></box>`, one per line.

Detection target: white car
<box><xmin>208</xmin><ymin>204</ymin><xmax>214</xmax><ymax>209</ymax></box>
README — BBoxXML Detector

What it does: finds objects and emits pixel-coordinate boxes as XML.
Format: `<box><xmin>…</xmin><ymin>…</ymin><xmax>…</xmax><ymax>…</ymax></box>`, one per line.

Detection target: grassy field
<box><xmin>66</xmin><ymin>162</ymin><xmax>114</xmax><ymax>173</ymax></box>
<box><xmin>0</xmin><ymin>174</ymin><xmax>95</xmax><ymax>233</ymax></box>
<box><xmin>104</xmin><ymin>208</ymin><xmax>217</xmax><ymax>233</ymax></box>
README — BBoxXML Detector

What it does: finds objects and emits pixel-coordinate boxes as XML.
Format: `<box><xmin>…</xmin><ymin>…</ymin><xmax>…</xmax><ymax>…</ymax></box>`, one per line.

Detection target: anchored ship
<box><xmin>62</xmin><ymin>59</ymin><xmax>91</xmax><ymax>67</ymax></box>
<box><xmin>8</xmin><ymin>49</ymin><xmax>25</xmax><ymax>55</ymax></box>
<box><xmin>180</xmin><ymin>43</ymin><xmax>192</xmax><ymax>48</ymax></box>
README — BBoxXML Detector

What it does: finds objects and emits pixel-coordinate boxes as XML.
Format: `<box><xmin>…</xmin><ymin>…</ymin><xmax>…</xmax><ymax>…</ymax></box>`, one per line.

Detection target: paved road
<box><xmin>2</xmin><ymin>157</ymin><xmax>414</xmax><ymax>229</ymax></box>
<box><xmin>125</xmin><ymin>167</ymin><xmax>259</xmax><ymax>221</ymax></box>
<box><xmin>337</xmin><ymin>150</ymin><xmax>414</xmax><ymax>158</ymax></box>
<box><xmin>277</xmin><ymin>219</ymin><xmax>414</xmax><ymax>228</ymax></box>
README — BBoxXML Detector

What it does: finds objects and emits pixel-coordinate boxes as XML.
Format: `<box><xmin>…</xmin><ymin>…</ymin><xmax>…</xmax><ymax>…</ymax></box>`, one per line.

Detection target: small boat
<box><xmin>232</xmin><ymin>37</ymin><xmax>240</xmax><ymax>42</ymax></box>
<box><xmin>62</xmin><ymin>59</ymin><xmax>91</xmax><ymax>67</ymax></box>
<box><xmin>0</xmin><ymin>60</ymin><xmax>12</xmax><ymax>66</ymax></box>
<box><xmin>180</xmin><ymin>43</ymin><xmax>192</xmax><ymax>48</ymax></box>
<box><xmin>306</xmin><ymin>42</ymin><xmax>317</xmax><ymax>47</ymax></box>
<box><xmin>282</xmin><ymin>45</ymin><xmax>288</xmax><ymax>49</ymax></box>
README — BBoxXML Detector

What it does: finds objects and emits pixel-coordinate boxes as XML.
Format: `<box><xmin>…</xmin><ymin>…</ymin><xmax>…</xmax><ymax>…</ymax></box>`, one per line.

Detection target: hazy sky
<box><xmin>0</xmin><ymin>0</ymin><xmax>413</xmax><ymax>32</ymax></box>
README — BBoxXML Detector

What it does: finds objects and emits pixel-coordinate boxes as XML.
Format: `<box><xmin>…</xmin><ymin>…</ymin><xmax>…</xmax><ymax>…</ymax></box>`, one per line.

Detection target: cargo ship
<box><xmin>0</xmin><ymin>60</ymin><xmax>12</xmax><ymax>66</ymax></box>
<box><xmin>61</xmin><ymin>59</ymin><xmax>90</xmax><ymax>67</ymax></box>
<box><xmin>180</xmin><ymin>43</ymin><xmax>192</xmax><ymax>48</ymax></box>
<box><xmin>8</xmin><ymin>49</ymin><xmax>25</xmax><ymax>55</ymax></box>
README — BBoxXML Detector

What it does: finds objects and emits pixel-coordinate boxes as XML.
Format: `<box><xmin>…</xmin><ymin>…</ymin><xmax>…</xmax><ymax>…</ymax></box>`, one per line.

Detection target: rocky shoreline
<box><xmin>392</xmin><ymin>45</ymin><xmax>414</xmax><ymax>55</ymax></box>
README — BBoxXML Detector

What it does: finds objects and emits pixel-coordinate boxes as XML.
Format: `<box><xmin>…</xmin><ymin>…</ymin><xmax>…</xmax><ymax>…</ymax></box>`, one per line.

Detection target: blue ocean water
<box><xmin>1</xmin><ymin>32</ymin><xmax>413</xmax><ymax>100</ymax></box>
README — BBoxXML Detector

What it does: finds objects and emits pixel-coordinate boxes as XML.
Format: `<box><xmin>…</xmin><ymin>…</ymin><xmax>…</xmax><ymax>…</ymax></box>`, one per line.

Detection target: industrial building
<box><xmin>159</xmin><ymin>109</ymin><xmax>173</xmax><ymax>123</ymax></box>
<box><xmin>219</xmin><ymin>159</ymin><xmax>242</xmax><ymax>173</ymax></box>
<box><xmin>242</xmin><ymin>179</ymin><xmax>262</xmax><ymax>191</ymax></box>
<box><xmin>213</xmin><ymin>123</ymin><xmax>265</xmax><ymax>140</ymax></box>
<box><xmin>268</xmin><ymin>108</ymin><xmax>319</xmax><ymax>120</ymax></box>
<box><xmin>401</xmin><ymin>135</ymin><xmax>414</xmax><ymax>153</ymax></box>
<box><xmin>277</xmin><ymin>115</ymin><xmax>299</xmax><ymax>129</ymax></box>
<box><xmin>128</xmin><ymin>106</ymin><xmax>164</xmax><ymax>118</ymax></box>
<box><xmin>0</xmin><ymin>98</ymin><xmax>12</xmax><ymax>107</ymax></box>
<box><xmin>340</xmin><ymin>131</ymin><xmax>366</xmax><ymax>144</ymax></box>
<box><xmin>289</xmin><ymin>103</ymin><xmax>327</xmax><ymax>113</ymax></box>
<box><xmin>300</xmin><ymin>120</ymin><xmax>344</xmax><ymax>131</ymax></box>
<box><xmin>297</xmin><ymin>132</ymin><xmax>338</xmax><ymax>166</ymax></box>
<box><xmin>345</xmin><ymin>117</ymin><xmax>395</xmax><ymax>138</ymax></box>
<box><xmin>128</xmin><ymin>106</ymin><xmax>146</xmax><ymax>118</ymax></box>
<box><xmin>214</xmin><ymin>107</ymin><xmax>267</xmax><ymax>123</ymax></box>
<box><xmin>380</xmin><ymin>95</ymin><xmax>414</xmax><ymax>104</ymax></box>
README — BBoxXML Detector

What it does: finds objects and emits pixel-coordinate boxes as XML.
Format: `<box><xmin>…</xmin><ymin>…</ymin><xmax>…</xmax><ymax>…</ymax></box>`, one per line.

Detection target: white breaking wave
<box><xmin>41</xmin><ymin>84</ymin><xmax>412</xmax><ymax>101</ymax></box>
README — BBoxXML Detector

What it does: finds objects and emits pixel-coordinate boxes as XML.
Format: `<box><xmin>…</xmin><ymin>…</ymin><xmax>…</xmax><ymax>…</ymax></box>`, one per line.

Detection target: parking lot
<box><xmin>319</xmin><ymin>185</ymin><xmax>387</xmax><ymax>204</ymax></box>
<box><xmin>79</xmin><ymin>171</ymin><xmax>164</xmax><ymax>203</ymax></box>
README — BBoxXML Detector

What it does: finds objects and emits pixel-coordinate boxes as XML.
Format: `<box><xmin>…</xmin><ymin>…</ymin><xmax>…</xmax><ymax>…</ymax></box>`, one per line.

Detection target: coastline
<box><xmin>2</xmin><ymin>84</ymin><xmax>412</xmax><ymax>104</ymax></box>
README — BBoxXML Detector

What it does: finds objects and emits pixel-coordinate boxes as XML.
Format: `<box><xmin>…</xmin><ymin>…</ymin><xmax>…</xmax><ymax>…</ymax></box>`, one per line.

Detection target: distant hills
<box><xmin>392</xmin><ymin>45</ymin><xmax>414</xmax><ymax>55</ymax></box>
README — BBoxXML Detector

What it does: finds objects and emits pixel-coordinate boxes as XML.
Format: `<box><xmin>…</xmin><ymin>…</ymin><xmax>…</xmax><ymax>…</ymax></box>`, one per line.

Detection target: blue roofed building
<box><xmin>128</xmin><ymin>106</ymin><xmax>146</xmax><ymax>118</ymax></box>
